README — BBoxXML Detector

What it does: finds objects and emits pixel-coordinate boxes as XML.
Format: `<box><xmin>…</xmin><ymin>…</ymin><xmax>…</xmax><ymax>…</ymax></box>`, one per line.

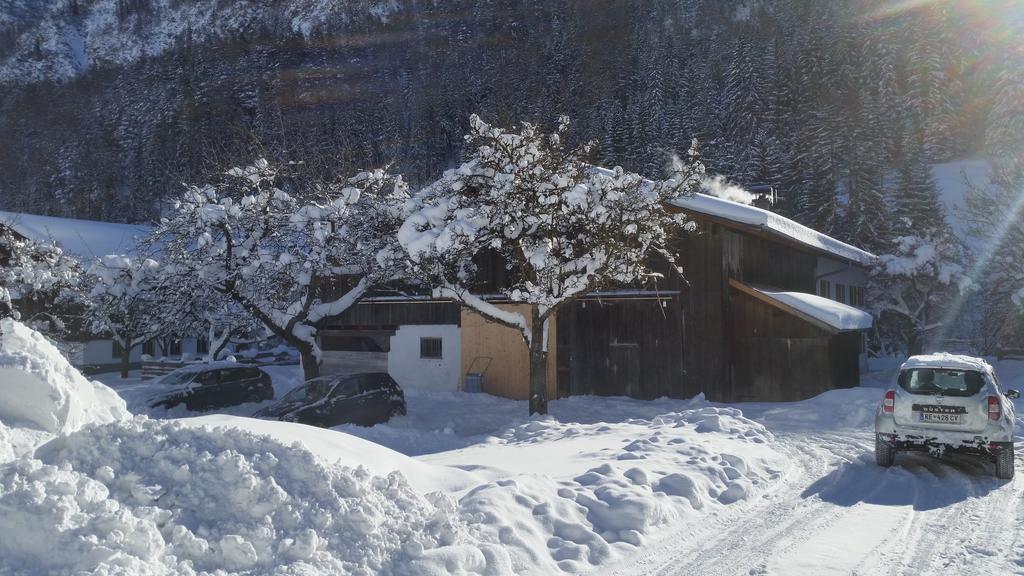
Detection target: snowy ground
<box><xmin>10</xmin><ymin>338</ymin><xmax>1024</xmax><ymax>574</ymax></box>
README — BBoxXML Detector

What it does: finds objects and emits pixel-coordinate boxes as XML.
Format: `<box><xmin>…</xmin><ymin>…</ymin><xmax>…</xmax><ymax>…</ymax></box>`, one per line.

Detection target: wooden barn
<box><xmin>319</xmin><ymin>191</ymin><xmax>875</xmax><ymax>403</ymax></box>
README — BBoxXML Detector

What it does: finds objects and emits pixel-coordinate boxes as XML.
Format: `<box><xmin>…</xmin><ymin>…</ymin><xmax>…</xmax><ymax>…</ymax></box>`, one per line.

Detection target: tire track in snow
<box><xmin>600</xmin><ymin>429</ymin><xmax>1024</xmax><ymax>576</ymax></box>
<box><xmin>600</xmin><ymin>430</ymin><xmax>879</xmax><ymax>576</ymax></box>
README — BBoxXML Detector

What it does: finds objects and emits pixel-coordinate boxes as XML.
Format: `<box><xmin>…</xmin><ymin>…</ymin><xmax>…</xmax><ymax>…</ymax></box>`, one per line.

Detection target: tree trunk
<box><xmin>120</xmin><ymin>341</ymin><xmax>131</xmax><ymax>379</ymax></box>
<box><xmin>528</xmin><ymin>307</ymin><xmax>548</xmax><ymax>415</ymax></box>
<box><xmin>299</xmin><ymin>345</ymin><xmax>320</xmax><ymax>382</ymax></box>
<box><xmin>211</xmin><ymin>335</ymin><xmax>231</xmax><ymax>362</ymax></box>
<box><xmin>908</xmin><ymin>330</ymin><xmax>922</xmax><ymax>356</ymax></box>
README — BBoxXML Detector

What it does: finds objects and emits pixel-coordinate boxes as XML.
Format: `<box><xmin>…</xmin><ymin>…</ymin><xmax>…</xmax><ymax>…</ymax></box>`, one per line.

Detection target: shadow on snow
<box><xmin>802</xmin><ymin>450</ymin><xmax>1007</xmax><ymax>511</ymax></box>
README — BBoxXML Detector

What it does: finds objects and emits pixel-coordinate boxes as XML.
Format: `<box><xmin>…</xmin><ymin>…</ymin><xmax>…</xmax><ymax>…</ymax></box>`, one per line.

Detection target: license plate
<box><xmin>917</xmin><ymin>412</ymin><xmax>962</xmax><ymax>424</ymax></box>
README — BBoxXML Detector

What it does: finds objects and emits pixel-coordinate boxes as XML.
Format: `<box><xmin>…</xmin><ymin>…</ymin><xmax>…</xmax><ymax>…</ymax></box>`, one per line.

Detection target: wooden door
<box><xmin>609</xmin><ymin>343</ymin><xmax>641</xmax><ymax>397</ymax></box>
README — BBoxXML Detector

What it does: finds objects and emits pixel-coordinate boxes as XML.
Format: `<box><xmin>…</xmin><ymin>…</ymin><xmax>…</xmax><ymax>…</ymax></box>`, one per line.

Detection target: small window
<box><xmin>196</xmin><ymin>338</ymin><xmax>209</xmax><ymax>355</ymax></box>
<box><xmin>420</xmin><ymin>337</ymin><xmax>443</xmax><ymax>359</ymax></box>
<box><xmin>849</xmin><ymin>286</ymin><xmax>865</xmax><ymax>307</ymax></box>
<box><xmin>818</xmin><ymin>280</ymin><xmax>831</xmax><ymax>298</ymax></box>
<box><xmin>835</xmin><ymin>284</ymin><xmax>846</xmax><ymax>303</ymax></box>
<box><xmin>169</xmin><ymin>340</ymin><xmax>182</xmax><ymax>356</ymax></box>
<box><xmin>112</xmin><ymin>340</ymin><xmax>124</xmax><ymax>358</ymax></box>
<box><xmin>142</xmin><ymin>341</ymin><xmax>155</xmax><ymax>356</ymax></box>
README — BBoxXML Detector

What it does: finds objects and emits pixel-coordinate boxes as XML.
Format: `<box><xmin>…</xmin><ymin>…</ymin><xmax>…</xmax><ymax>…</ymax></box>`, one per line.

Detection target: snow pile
<box><xmin>425</xmin><ymin>406</ymin><xmax>788</xmax><ymax>573</ymax></box>
<box><xmin>2</xmin><ymin>418</ymin><xmax>472</xmax><ymax>575</ymax></box>
<box><xmin>0</xmin><ymin>318</ymin><xmax>128</xmax><ymax>435</ymax></box>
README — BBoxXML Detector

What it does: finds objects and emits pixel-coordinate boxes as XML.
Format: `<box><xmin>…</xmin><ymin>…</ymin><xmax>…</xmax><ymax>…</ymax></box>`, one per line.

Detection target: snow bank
<box><xmin>2</xmin><ymin>418</ymin><xmax>473</xmax><ymax>575</ymax></box>
<box><xmin>425</xmin><ymin>406</ymin><xmax>788</xmax><ymax>573</ymax></box>
<box><xmin>0</xmin><ymin>319</ymin><xmax>128</xmax><ymax>435</ymax></box>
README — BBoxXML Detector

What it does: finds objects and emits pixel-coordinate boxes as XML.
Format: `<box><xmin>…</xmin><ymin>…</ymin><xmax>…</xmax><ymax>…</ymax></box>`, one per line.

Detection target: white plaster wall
<box><xmin>80</xmin><ymin>337</ymin><xmax>202</xmax><ymax>365</ymax></box>
<box><xmin>81</xmin><ymin>339</ymin><xmax>144</xmax><ymax>365</ymax></box>
<box><xmin>815</xmin><ymin>256</ymin><xmax>868</xmax><ymax>305</ymax></box>
<box><xmin>388</xmin><ymin>325</ymin><xmax>461</xmax><ymax>392</ymax></box>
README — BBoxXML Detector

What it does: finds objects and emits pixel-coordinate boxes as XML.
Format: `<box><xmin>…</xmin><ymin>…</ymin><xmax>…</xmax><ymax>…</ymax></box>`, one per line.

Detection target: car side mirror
<box><xmin>1007</xmin><ymin>389</ymin><xmax>1020</xmax><ymax>400</ymax></box>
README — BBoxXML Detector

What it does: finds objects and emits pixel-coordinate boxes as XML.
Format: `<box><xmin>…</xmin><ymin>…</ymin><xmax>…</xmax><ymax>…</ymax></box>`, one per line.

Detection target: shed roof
<box><xmin>666</xmin><ymin>193</ymin><xmax>876</xmax><ymax>266</ymax></box>
<box><xmin>730</xmin><ymin>279</ymin><xmax>873</xmax><ymax>332</ymax></box>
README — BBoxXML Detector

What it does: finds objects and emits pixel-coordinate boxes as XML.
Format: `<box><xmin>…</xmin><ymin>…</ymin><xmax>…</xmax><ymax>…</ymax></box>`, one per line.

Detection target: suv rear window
<box><xmin>898</xmin><ymin>368</ymin><xmax>986</xmax><ymax>397</ymax></box>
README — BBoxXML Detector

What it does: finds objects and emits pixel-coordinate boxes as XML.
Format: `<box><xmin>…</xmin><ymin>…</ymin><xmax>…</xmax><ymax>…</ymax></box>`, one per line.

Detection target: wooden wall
<box><xmin>674</xmin><ymin>218</ymin><xmax>826</xmax><ymax>401</ymax></box>
<box><xmin>676</xmin><ymin>220</ymin><xmax>727</xmax><ymax>398</ymax></box>
<box><xmin>727</xmin><ymin>286</ymin><xmax>860</xmax><ymax>402</ymax></box>
<box><xmin>321</xmin><ymin>300</ymin><xmax>461</xmax><ymax>329</ymax></box>
<box><xmin>556</xmin><ymin>295</ymin><xmax>690</xmax><ymax>399</ymax></box>
<box><xmin>460</xmin><ymin>304</ymin><xmax>558</xmax><ymax>401</ymax></box>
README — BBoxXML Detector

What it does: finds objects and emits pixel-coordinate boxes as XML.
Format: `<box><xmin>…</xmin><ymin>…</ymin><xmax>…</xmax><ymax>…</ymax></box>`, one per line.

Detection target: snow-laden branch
<box><xmin>433</xmin><ymin>284</ymin><xmax>531</xmax><ymax>346</ymax></box>
<box><xmin>153</xmin><ymin>159</ymin><xmax>409</xmax><ymax>378</ymax></box>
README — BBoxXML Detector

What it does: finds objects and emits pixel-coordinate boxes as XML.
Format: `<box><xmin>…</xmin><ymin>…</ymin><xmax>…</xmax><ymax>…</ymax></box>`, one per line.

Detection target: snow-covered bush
<box><xmin>399</xmin><ymin>115</ymin><xmax>704</xmax><ymax>414</ymax></box>
<box><xmin>154</xmin><ymin>159</ymin><xmax>409</xmax><ymax>379</ymax></box>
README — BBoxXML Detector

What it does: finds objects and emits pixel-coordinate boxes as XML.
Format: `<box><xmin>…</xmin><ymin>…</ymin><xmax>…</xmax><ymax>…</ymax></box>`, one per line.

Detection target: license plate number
<box><xmin>917</xmin><ymin>412</ymin><xmax>962</xmax><ymax>424</ymax></box>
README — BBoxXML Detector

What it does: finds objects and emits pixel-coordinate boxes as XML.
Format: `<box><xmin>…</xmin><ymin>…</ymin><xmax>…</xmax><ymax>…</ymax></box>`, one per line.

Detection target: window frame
<box><xmin>420</xmin><ymin>337</ymin><xmax>443</xmax><ymax>359</ymax></box>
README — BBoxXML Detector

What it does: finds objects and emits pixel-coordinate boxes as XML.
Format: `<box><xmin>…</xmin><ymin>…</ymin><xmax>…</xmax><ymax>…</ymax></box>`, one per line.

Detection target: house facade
<box><xmin>319</xmin><ymin>191</ymin><xmax>875</xmax><ymax>403</ymax></box>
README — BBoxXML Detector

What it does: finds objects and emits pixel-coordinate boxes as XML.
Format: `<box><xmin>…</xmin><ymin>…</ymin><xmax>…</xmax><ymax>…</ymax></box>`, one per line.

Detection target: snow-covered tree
<box><xmin>0</xmin><ymin>224</ymin><xmax>83</xmax><ymax>343</ymax></box>
<box><xmin>892</xmin><ymin>132</ymin><xmax>947</xmax><ymax>237</ymax></box>
<box><xmin>869</xmin><ymin>234</ymin><xmax>970</xmax><ymax>355</ymax></box>
<box><xmin>151</xmin><ymin>265</ymin><xmax>264</xmax><ymax>362</ymax></box>
<box><xmin>985</xmin><ymin>47</ymin><xmax>1024</xmax><ymax>159</ymax></box>
<box><xmin>964</xmin><ymin>157</ymin><xmax>1024</xmax><ymax>352</ymax></box>
<box><xmin>154</xmin><ymin>159</ymin><xmax>408</xmax><ymax>380</ymax></box>
<box><xmin>399</xmin><ymin>115</ymin><xmax>704</xmax><ymax>415</ymax></box>
<box><xmin>85</xmin><ymin>255</ymin><xmax>166</xmax><ymax>378</ymax></box>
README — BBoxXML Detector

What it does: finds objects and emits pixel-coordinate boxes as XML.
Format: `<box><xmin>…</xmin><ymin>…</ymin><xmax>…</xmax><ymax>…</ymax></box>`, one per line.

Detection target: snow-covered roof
<box><xmin>0</xmin><ymin>211</ymin><xmax>151</xmax><ymax>260</ymax></box>
<box><xmin>667</xmin><ymin>193</ymin><xmax>876</xmax><ymax>266</ymax></box>
<box><xmin>734</xmin><ymin>280</ymin><xmax>873</xmax><ymax>332</ymax></box>
<box><xmin>901</xmin><ymin>353</ymin><xmax>993</xmax><ymax>373</ymax></box>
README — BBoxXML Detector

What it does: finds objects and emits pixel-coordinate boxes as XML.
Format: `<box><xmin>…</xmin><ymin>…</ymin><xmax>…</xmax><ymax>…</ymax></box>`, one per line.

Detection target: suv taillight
<box><xmin>883</xmin><ymin>390</ymin><xmax>895</xmax><ymax>413</ymax></box>
<box><xmin>988</xmin><ymin>395</ymin><xmax>1001</xmax><ymax>421</ymax></box>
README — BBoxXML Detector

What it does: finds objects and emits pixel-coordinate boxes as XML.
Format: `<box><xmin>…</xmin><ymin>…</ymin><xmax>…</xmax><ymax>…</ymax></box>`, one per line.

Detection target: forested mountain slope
<box><xmin>0</xmin><ymin>0</ymin><xmax>1020</xmax><ymax>251</ymax></box>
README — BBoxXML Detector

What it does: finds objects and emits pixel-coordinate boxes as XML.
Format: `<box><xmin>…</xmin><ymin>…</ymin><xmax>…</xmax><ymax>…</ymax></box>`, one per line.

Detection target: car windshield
<box><xmin>160</xmin><ymin>370</ymin><xmax>199</xmax><ymax>387</ymax></box>
<box><xmin>898</xmin><ymin>368</ymin><xmax>986</xmax><ymax>397</ymax></box>
<box><xmin>279</xmin><ymin>379</ymin><xmax>333</xmax><ymax>404</ymax></box>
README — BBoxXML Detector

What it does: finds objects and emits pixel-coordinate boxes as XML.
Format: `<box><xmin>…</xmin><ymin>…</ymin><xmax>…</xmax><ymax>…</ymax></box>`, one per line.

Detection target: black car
<box><xmin>148</xmin><ymin>363</ymin><xmax>274</xmax><ymax>411</ymax></box>
<box><xmin>254</xmin><ymin>372</ymin><xmax>406</xmax><ymax>427</ymax></box>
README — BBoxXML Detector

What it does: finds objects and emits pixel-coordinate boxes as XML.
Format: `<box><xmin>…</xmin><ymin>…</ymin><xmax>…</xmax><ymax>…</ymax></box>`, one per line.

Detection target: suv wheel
<box><xmin>875</xmin><ymin>434</ymin><xmax>895</xmax><ymax>468</ymax></box>
<box><xmin>995</xmin><ymin>445</ymin><xmax>1015</xmax><ymax>480</ymax></box>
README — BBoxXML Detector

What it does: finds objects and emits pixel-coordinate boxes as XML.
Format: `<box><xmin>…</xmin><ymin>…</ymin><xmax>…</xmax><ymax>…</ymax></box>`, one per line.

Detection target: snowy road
<box><xmin>604</xmin><ymin>425</ymin><xmax>1024</xmax><ymax>576</ymax></box>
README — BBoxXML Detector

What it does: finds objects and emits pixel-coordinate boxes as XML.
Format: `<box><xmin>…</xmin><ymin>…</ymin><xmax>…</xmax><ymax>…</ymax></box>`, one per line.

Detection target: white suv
<box><xmin>875</xmin><ymin>353</ymin><xmax>1019</xmax><ymax>479</ymax></box>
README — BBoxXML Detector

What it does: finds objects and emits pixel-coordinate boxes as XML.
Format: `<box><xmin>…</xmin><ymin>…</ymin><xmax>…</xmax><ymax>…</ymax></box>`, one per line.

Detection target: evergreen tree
<box><xmin>964</xmin><ymin>157</ymin><xmax>1024</xmax><ymax>353</ymax></box>
<box><xmin>986</xmin><ymin>47</ymin><xmax>1024</xmax><ymax>160</ymax></box>
<box><xmin>892</xmin><ymin>131</ymin><xmax>947</xmax><ymax>237</ymax></box>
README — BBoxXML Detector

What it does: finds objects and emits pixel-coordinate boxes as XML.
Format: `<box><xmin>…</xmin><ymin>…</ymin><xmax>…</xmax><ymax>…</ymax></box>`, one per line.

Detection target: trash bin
<box><xmin>463</xmin><ymin>357</ymin><xmax>492</xmax><ymax>393</ymax></box>
<box><xmin>464</xmin><ymin>372</ymin><xmax>484</xmax><ymax>393</ymax></box>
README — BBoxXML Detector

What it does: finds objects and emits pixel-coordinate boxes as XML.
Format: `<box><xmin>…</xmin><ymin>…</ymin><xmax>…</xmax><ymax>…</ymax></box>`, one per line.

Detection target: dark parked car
<box><xmin>254</xmin><ymin>372</ymin><xmax>406</xmax><ymax>427</ymax></box>
<box><xmin>148</xmin><ymin>363</ymin><xmax>274</xmax><ymax>411</ymax></box>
